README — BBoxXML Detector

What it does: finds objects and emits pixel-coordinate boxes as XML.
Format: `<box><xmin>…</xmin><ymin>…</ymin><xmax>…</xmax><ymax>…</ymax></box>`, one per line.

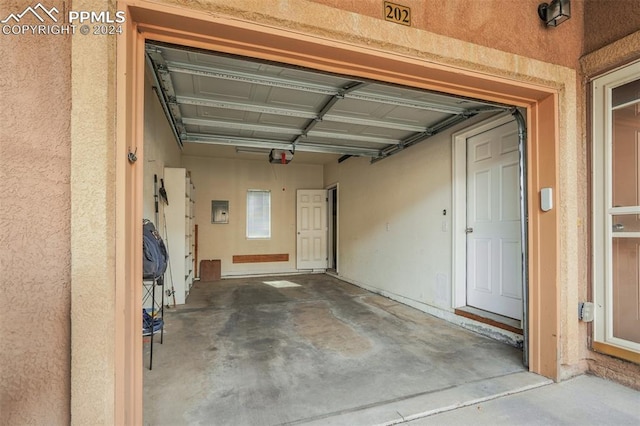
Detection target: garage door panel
<box><xmin>147</xmin><ymin>42</ymin><xmax>505</xmax><ymax>160</ymax></box>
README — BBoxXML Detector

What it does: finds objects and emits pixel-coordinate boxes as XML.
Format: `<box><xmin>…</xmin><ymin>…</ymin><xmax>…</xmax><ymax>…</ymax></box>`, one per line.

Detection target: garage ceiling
<box><xmin>145</xmin><ymin>42</ymin><xmax>511</xmax><ymax>164</ymax></box>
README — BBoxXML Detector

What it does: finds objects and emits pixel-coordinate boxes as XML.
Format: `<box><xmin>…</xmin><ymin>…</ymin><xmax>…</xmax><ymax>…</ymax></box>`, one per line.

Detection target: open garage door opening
<box><xmin>141</xmin><ymin>40</ymin><xmax>531</xmax><ymax>424</ymax></box>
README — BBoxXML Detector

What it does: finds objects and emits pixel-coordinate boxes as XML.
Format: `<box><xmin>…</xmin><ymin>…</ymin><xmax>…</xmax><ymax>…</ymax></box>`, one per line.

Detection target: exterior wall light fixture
<box><xmin>538</xmin><ymin>0</ymin><xmax>571</xmax><ymax>27</ymax></box>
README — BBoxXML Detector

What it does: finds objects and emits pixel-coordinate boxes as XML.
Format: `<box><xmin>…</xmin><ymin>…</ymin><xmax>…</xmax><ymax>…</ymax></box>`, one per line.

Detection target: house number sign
<box><xmin>384</xmin><ymin>2</ymin><xmax>411</xmax><ymax>26</ymax></box>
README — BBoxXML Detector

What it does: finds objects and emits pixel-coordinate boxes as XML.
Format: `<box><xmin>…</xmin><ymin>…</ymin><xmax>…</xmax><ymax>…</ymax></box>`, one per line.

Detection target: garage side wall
<box><xmin>324</xmin><ymin>118</ymin><xmax>486</xmax><ymax>310</ymax></box>
<box><xmin>182</xmin><ymin>156</ymin><xmax>323</xmax><ymax>277</ymax></box>
<box><xmin>143</xmin><ymin>69</ymin><xmax>183</xmax><ymax>233</ymax></box>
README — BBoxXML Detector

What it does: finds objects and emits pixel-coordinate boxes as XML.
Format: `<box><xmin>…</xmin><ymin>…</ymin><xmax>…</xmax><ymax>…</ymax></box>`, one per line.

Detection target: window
<box><xmin>246</xmin><ymin>190</ymin><xmax>271</xmax><ymax>239</ymax></box>
<box><xmin>592</xmin><ymin>60</ymin><xmax>640</xmax><ymax>359</ymax></box>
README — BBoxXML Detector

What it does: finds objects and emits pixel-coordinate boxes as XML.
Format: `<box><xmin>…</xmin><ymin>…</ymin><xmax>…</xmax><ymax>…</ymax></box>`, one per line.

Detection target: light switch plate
<box><xmin>541</xmin><ymin>187</ymin><xmax>553</xmax><ymax>212</ymax></box>
<box><xmin>579</xmin><ymin>302</ymin><xmax>594</xmax><ymax>322</ymax></box>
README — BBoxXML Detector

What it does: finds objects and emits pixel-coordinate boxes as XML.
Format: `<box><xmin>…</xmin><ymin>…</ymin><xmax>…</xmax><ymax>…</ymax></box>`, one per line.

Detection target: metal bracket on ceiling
<box><xmin>292</xmin><ymin>82</ymin><xmax>368</xmax><ymax>149</ymax></box>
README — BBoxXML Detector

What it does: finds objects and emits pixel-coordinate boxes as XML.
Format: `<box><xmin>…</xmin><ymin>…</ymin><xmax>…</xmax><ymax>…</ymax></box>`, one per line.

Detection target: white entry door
<box><xmin>297</xmin><ymin>189</ymin><xmax>328</xmax><ymax>270</ymax></box>
<box><xmin>466</xmin><ymin>121</ymin><xmax>522</xmax><ymax>320</ymax></box>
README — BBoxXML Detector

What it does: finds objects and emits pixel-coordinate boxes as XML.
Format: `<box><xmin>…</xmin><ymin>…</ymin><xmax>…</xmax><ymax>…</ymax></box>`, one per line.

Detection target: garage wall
<box><xmin>182</xmin><ymin>156</ymin><xmax>323</xmax><ymax>276</ymax></box>
<box><xmin>325</xmin><ymin>116</ymin><xmax>488</xmax><ymax>311</ymax></box>
<box><xmin>143</xmin><ymin>69</ymin><xmax>183</xmax><ymax>231</ymax></box>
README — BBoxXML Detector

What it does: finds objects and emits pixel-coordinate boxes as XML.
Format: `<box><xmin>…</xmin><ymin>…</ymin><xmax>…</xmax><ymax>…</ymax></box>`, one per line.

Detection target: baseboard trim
<box><xmin>232</xmin><ymin>253</ymin><xmax>289</xmax><ymax>263</ymax></box>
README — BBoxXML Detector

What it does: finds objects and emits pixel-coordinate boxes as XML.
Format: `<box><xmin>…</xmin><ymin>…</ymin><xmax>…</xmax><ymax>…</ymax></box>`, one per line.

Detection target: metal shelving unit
<box><xmin>143</xmin><ymin>276</ymin><xmax>164</xmax><ymax>370</ymax></box>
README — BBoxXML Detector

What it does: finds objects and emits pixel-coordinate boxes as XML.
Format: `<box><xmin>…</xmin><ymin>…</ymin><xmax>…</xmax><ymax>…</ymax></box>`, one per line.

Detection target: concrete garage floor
<box><xmin>143</xmin><ymin>274</ymin><xmax>637</xmax><ymax>425</ymax></box>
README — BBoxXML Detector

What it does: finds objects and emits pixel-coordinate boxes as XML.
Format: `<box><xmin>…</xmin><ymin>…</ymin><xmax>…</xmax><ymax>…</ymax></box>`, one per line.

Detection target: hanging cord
<box><xmin>153</xmin><ymin>175</ymin><xmax>164</xmax><ymax>310</ymax></box>
<box><xmin>154</xmin><ymin>174</ymin><xmax>159</xmax><ymax>226</ymax></box>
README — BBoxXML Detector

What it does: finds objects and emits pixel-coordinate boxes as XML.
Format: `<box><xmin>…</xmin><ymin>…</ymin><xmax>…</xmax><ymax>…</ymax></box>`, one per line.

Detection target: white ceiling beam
<box><xmin>165</xmin><ymin>60</ymin><xmax>342</xmax><ymax>95</ymax></box>
<box><xmin>181</xmin><ymin>117</ymin><xmax>301</xmax><ymax>135</ymax></box>
<box><xmin>175</xmin><ymin>95</ymin><xmax>318</xmax><ymax>119</ymax></box>
<box><xmin>184</xmin><ymin>133</ymin><xmax>380</xmax><ymax>157</ymax></box>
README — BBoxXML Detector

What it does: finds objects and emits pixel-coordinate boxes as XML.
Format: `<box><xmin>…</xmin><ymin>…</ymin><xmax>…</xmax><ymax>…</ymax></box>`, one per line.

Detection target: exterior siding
<box><xmin>0</xmin><ymin>0</ymin><xmax>72</xmax><ymax>423</ymax></box>
<box><xmin>310</xmin><ymin>0</ymin><xmax>585</xmax><ymax>68</ymax></box>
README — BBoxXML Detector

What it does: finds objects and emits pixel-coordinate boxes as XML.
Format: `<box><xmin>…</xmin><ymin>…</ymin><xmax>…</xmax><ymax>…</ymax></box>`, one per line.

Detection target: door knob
<box><xmin>465</xmin><ymin>227</ymin><xmax>474</xmax><ymax>234</ymax></box>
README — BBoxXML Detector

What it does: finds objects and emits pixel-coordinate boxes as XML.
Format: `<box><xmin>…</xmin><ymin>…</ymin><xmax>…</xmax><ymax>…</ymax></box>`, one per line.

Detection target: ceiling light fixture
<box><xmin>538</xmin><ymin>0</ymin><xmax>571</xmax><ymax>27</ymax></box>
<box><xmin>235</xmin><ymin>147</ymin><xmax>270</xmax><ymax>155</ymax></box>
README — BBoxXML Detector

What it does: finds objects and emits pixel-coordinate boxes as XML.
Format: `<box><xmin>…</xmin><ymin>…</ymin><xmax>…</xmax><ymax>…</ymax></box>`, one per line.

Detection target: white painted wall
<box><xmin>143</xmin><ymin>69</ymin><xmax>182</xmax><ymax>230</ymax></box>
<box><xmin>143</xmin><ymin>68</ymin><xmax>183</xmax><ymax>308</ymax></box>
<box><xmin>181</xmin><ymin>156</ymin><xmax>323</xmax><ymax>276</ymax></box>
<box><xmin>324</xmin><ymin>117</ymin><xmax>487</xmax><ymax>312</ymax></box>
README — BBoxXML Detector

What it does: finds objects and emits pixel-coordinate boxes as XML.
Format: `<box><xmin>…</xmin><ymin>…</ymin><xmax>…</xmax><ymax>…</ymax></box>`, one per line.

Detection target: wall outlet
<box><xmin>579</xmin><ymin>302</ymin><xmax>594</xmax><ymax>322</ymax></box>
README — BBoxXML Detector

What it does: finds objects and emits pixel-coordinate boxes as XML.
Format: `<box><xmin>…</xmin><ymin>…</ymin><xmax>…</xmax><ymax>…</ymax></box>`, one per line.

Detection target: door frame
<box><xmin>452</xmin><ymin>113</ymin><xmax>523</xmax><ymax>316</ymax></box>
<box><xmin>459</xmin><ymin>115</ymin><xmax>524</xmax><ymax>321</ymax></box>
<box><xmin>326</xmin><ymin>183</ymin><xmax>339</xmax><ymax>273</ymax></box>
<box><xmin>72</xmin><ymin>0</ymin><xmax>572</xmax><ymax>422</ymax></box>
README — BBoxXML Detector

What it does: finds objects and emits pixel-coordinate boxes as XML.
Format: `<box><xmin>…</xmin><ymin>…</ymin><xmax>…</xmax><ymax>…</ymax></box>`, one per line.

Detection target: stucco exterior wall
<box><xmin>311</xmin><ymin>0</ymin><xmax>584</xmax><ymax>69</ymax></box>
<box><xmin>0</xmin><ymin>1</ymin><xmax>71</xmax><ymax>424</ymax></box>
<box><xmin>584</xmin><ymin>0</ymin><xmax>640</xmax><ymax>55</ymax></box>
<box><xmin>70</xmin><ymin>1</ymin><xmax>118</xmax><ymax>424</ymax></box>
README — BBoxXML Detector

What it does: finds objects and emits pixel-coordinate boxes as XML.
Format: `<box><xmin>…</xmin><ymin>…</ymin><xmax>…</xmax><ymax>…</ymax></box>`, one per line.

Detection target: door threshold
<box><xmin>455</xmin><ymin>306</ymin><xmax>523</xmax><ymax>335</ymax></box>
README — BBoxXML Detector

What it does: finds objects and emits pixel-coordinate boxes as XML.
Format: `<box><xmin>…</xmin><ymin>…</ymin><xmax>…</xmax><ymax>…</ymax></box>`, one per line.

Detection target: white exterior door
<box><xmin>466</xmin><ymin>121</ymin><xmax>522</xmax><ymax>320</ymax></box>
<box><xmin>297</xmin><ymin>189</ymin><xmax>328</xmax><ymax>270</ymax></box>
